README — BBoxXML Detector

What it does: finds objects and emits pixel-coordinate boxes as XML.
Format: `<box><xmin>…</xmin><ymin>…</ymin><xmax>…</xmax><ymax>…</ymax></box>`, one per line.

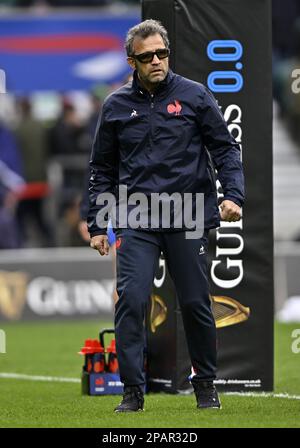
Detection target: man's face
<box><xmin>127</xmin><ymin>33</ymin><xmax>169</xmax><ymax>91</ymax></box>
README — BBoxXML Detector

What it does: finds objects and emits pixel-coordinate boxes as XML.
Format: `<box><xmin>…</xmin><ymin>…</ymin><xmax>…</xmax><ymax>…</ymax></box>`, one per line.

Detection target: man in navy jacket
<box><xmin>88</xmin><ymin>19</ymin><xmax>244</xmax><ymax>412</ymax></box>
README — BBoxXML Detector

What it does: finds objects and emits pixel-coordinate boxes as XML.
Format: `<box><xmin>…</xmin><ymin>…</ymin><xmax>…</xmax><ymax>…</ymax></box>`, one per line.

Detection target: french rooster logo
<box><xmin>167</xmin><ymin>100</ymin><xmax>182</xmax><ymax>115</ymax></box>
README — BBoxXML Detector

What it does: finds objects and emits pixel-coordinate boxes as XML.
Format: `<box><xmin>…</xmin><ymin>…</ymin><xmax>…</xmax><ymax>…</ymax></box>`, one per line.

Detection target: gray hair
<box><xmin>125</xmin><ymin>19</ymin><xmax>169</xmax><ymax>56</ymax></box>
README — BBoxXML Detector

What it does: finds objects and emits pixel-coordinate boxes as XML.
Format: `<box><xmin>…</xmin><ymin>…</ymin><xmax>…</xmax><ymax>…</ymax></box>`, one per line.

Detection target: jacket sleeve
<box><xmin>87</xmin><ymin>102</ymin><xmax>119</xmax><ymax>237</ymax></box>
<box><xmin>197</xmin><ymin>87</ymin><xmax>245</xmax><ymax>207</ymax></box>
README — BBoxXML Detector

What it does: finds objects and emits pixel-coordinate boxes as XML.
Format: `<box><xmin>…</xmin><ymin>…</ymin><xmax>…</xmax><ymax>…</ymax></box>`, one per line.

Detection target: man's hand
<box><xmin>90</xmin><ymin>235</ymin><xmax>109</xmax><ymax>256</ymax></box>
<box><xmin>78</xmin><ymin>220</ymin><xmax>90</xmax><ymax>243</ymax></box>
<box><xmin>219</xmin><ymin>199</ymin><xmax>242</xmax><ymax>222</ymax></box>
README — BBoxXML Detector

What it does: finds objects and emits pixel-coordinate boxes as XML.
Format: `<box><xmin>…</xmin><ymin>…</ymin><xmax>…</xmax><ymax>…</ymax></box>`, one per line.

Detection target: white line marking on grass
<box><xmin>225</xmin><ymin>392</ymin><xmax>300</xmax><ymax>400</ymax></box>
<box><xmin>0</xmin><ymin>373</ymin><xmax>299</xmax><ymax>401</ymax></box>
<box><xmin>0</xmin><ymin>373</ymin><xmax>80</xmax><ymax>383</ymax></box>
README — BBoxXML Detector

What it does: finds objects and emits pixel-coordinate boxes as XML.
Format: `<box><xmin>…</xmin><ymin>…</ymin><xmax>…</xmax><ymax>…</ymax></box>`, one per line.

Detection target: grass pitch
<box><xmin>0</xmin><ymin>320</ymin><xmax>299</xmax><ymax>428</ymax></box>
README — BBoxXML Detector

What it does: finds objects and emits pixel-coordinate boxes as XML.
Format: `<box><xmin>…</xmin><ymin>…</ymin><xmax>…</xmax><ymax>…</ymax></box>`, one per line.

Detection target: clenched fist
<box><xmin>219</xmin><ymin>200</ymin><xmax>242</xmax><ymax>222</ymax></box>
<box><xmin>90</xmin><ymin>235</ymin><xmax>110</xmax><ymax>256</ymax></box>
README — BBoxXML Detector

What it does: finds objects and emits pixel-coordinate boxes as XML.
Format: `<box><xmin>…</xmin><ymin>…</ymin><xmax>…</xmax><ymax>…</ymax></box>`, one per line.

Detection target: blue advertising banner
<box><xmin>0</xmin><ymin>13</ymin><xmax>139</xmax><ymax>92</ymax></box>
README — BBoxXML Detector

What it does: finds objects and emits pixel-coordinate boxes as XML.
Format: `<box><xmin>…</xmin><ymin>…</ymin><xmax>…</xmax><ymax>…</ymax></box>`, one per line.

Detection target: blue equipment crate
<box><xmin>89</xmin><ymin>372</ymin><xmax>124</xmax><ymax>395</ymax></box>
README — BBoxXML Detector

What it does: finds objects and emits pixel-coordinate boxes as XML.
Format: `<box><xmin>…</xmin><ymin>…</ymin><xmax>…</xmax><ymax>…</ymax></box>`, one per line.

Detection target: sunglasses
<box><xmin>132</xmin><ymin>48</ymin><xmax>170</xmax><ymax>64</ymax></box>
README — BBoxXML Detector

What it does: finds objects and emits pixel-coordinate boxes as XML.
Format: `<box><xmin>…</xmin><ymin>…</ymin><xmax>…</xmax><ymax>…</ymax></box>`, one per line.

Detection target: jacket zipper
<box><xmin>150</xmin><ymin>93</ymin><xmax>154</xmax><ymax>109</ymax></box>
<box><xmin>147</xmin><ymin>93</ymin><xmax>155</xmax><ymax>154</ymax></box>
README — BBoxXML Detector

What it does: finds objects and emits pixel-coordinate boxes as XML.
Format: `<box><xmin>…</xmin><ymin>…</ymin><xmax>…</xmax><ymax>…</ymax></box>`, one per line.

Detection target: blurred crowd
<box><xmin>0</xmin><ymin>0</ymin><xmax>139</xmax><ymax>8</ymax></box>
<box><xmin>0</xmin><ymin>84</ymin><xmax>118</xmax><ymax>249</ymax></box>
<box><xmin>273</xmin><ymin>0</ymin><xmax>300</xmax><ymax>145</ymax></box>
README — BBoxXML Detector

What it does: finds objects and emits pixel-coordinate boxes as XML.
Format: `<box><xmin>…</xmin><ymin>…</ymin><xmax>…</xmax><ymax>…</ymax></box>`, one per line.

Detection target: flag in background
<box><xmin>0</xmin><ymin>13</ymin><xmax>139</xmax><ymax>92</ymax></box>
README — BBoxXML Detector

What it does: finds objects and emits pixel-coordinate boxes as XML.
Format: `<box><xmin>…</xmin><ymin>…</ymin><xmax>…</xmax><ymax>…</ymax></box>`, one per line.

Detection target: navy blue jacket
<box><xmin>88</xmin><ymin>70</ymin><xmax>244</xmax><ymax>236</ymax></box>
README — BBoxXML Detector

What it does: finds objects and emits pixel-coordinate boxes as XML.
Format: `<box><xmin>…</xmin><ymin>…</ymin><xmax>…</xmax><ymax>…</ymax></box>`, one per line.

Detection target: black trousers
<box><xmin>114</xmin><ymin>228</ymin><xmax>217</xmax><ymax>387</ymax></box>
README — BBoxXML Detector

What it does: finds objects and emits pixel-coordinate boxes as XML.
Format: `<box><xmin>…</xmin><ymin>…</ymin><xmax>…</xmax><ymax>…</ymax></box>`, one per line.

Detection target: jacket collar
<box><xmin>132</xmin><ymin>69</ymin><xmax>175</xmax><ymax>96</ymax></box>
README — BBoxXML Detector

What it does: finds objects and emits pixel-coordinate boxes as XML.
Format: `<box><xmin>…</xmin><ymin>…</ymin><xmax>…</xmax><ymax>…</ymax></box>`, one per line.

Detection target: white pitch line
<box><xmin>225</xmin><ymin>392</ymin><xmax>300</xmax><ymax>400</ymax></box>
<box><xmin>0</xmin><ymin>372</ymin><xmax>80</xmax><ymax>383</ymax></box>
<box><xmin>0</xmin><ymin>373</ymin><xmax>299</xmax><ymax>401</ymax></box>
